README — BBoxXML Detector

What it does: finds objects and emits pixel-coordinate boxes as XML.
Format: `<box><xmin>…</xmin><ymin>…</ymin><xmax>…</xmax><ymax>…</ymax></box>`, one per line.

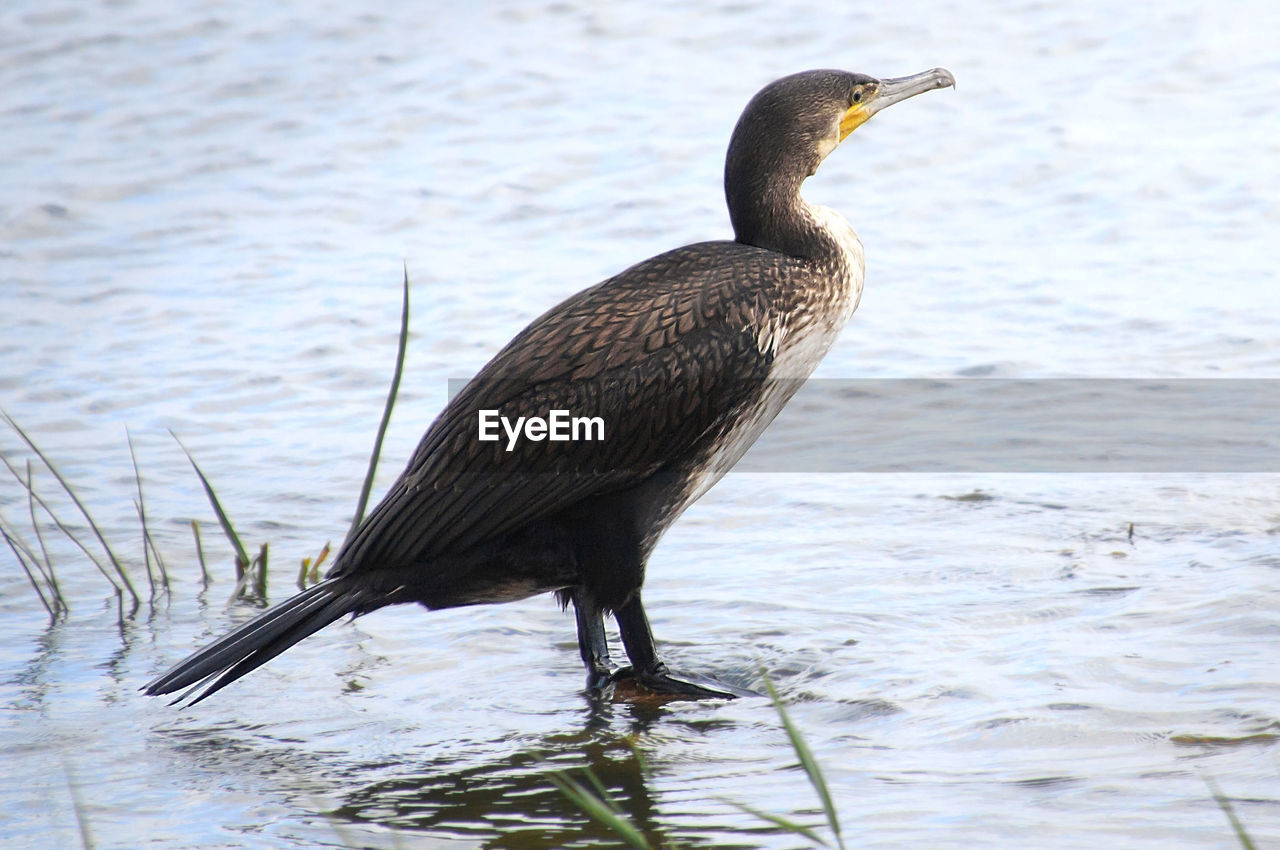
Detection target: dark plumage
<box><xmin>145</xmin><ymin>67</ymin><xmax>954</xmax><ymax>705</ymax></box>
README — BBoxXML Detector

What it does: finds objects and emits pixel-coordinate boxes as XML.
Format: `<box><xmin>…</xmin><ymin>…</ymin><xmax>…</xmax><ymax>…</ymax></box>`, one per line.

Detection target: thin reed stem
<box><xmin>1</xmin><ymin>411</ymin><xmax>138</xmax><ymax>609</ymax></box>
<box><xmin>171</xmin><ymin>431</ymin><xmax>249</xmax><ymax>574</ymax></box>
<box><xmin>348</xmin><ymin>266</ymin><xmax>410</xmax><ymax>541</ymax></box>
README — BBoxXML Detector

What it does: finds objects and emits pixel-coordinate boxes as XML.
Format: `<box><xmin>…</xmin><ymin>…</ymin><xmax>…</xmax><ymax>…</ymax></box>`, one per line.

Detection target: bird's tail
<box><xmin>143</xmin><ymin>577</ymin><xmax>367</xmax><ymax>706</ymax></box>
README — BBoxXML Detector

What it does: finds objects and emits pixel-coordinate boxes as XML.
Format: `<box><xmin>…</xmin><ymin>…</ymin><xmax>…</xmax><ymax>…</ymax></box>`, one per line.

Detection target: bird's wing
<box><xmin>331</xmin><ymin>243</ymin><xmax>784</xmax><ymax>574</ymax></box>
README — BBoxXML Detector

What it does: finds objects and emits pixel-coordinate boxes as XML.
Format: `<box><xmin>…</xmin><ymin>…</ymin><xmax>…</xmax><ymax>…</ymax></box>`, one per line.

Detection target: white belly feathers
<box><xmin>686</xmin><ymin>202</ymin><xmax>866</xmax><ymax>508</ymax></box>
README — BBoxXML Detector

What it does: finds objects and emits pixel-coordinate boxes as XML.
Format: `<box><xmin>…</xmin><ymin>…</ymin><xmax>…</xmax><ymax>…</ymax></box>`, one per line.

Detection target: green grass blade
<box><xmin>625</xmin><ymin>737</ymin><xmax>649</xmax><ymax>775</ymax></box>
<box><xmin>146</xmin><ymin>530</ymin><xmax>168</xmax><ymax>588</ymax></box>
<box><xmin>308</xmin><ymin>545</ymin><xmax>327</xmax><ymax>583</ymax></box>
<box><xmin>348</xmin><ymin>266</ymin><xmax>410</xmax><ymax>540</ymax></box>
<box><xmin>312</xmin><ymin>541</ymin><xmax>330</xmax><ymax>580</ymax></box>
<box><xmin>763</xmin><ymin>674</ymin><xmax>844</xmax><ymax>850</ymax></box>
<box><xmin>720</xmin><ymin>798</ymin><xmax>830</xmax><ymax>847</ymax></box>
<box><xmin>228</xmin><ymin>567</ymin><xmax>250</xmax><ymax>601</ymax></box>
<box><xmin>191</xmin><ymin>520</ymin><xmax>210</xmax><ymax>586</ymax></box>
<box><xmin>130</xmin><ymin>499</ymin><xmax>169</xmax><ymax>594</ymax></box>
<box><xmin>579</xmin><ymin>765</ymin><xmax>621</xmax><ymax>812</ymax></box>
<box><xmin>127</xmin><ymin>429</ymin><xmax>167</xmax><ymax>594</ymax></box>
<box><xmin>226</xmin><ymin>543</ymin><xmax>269</xmax><ymax>603</ymax></box>
<box><xmin>24</xmin><ymin>460</ymin><xmax>56</xmax><ymax>582</ymax></box>
<box><xmin>2</xmin><ymin>411</ymin><xmax>138</xmax><ymax>608</ymax></box>
<box><xmin>230</xmin><ymin>546</ymin><xmax>258</xmax><ymax>602</ymax></box>
<box><xmin>1</xmin><ymin>520</ymin><xmax>59</xmax><ymax>622</ymax></box>
<box><xmin>548</xmin><ymin>771</ymin><xmax>652</xmax><ymax>850</ymax></box>
<box><xmin>171</xmin><ymin>431</ymin><xmax>250</xmax><ymax>572</ymax></box>
<box><xmin>127</xmin><ymin>431</ymin><xmax>153</xmax><ymax>597</ymax></box>
<box><xmin>1205</xmin><ymin>776</ymin><xmax>1256</xmax><ymax>850</ymax></box>
<box><xmin>131</xmin><ymin>499</ymin><xmax>155</xmax><ymax>597</ymax></box>
<box><xmin>2</xmin><ymin>453</ymin><xmax>118</xmax><ymax>594</ymax></box>
<box><xmin>254</xmin><ymin>542</ymin><xmax>268</xmax><ymax>599</ymax></box>
<box><xmin>22</xmin><ymin>460</ymin><xmax>65</xmax><ymax>607</ymax></box>
<box><xmin>297</xmin><ymin>541</ymin><xmax>331</xmax><ymax>590</ymax></box>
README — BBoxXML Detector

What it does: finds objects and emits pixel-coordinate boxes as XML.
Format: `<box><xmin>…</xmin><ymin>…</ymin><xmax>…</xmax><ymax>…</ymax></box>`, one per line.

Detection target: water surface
<box><xmin>2</xmin><ymin>1</ymin><xmax>1278</xmax><ymax>847</ymax></box>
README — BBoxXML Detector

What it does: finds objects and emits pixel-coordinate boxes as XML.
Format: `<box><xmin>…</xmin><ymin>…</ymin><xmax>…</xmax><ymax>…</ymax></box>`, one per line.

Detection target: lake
<box><xmin>2</xmin><ymin>0</ymin><xmax>1278</xmax><ymax>847</ymax></box>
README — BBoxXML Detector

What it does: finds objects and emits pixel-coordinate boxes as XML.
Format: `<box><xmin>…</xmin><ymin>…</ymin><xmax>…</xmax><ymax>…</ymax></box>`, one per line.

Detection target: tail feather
<box><xmin>183</xmin><ymin>593</ymin><xmax>360</xmax><ymax>705</ymax></box>
<box><xmin>143</xmin><ymin>577</ymin><xmax>364</xmax><ymax>705</ymax></box>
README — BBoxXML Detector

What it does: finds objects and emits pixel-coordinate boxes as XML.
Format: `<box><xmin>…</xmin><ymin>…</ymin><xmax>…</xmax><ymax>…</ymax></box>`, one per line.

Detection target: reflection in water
<box><xmin>163</xmin><ymin>698</ymin><xmax>761</xmax><ymax>849</ymax></box>
<box><xmin>336</xmin><ymin>719</ymin><xmax>677</xmax><ymax>847</ymax></box>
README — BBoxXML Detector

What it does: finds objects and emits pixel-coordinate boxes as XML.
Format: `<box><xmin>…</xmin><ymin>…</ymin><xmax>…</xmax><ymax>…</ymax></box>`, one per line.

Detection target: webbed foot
<box><xmin>605</xmin><ymin>664</ymin><xmax>757</xmax><ymax>701</ymax></box>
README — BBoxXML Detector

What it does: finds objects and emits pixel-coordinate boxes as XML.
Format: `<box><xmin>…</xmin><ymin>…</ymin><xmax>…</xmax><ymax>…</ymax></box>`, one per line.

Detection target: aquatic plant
<box><xmin>0</xmin><ymin>267</ymin><xmax>411</xmax><ymax>617</ymax></box>
<box><xmin>550</xmin><ymin>675</ymin><xmax>845</xmax><ymax>849</ymax></box>
<box><xmin>349</xmin><ymin>264</ymin><xmax>410</xmax><ymax>539</ymax></box>
<box><xmin>2</xmin><ymin>411</ymin><xmax>139</xmax><ymax>620</ymax></box>
<box><xmin>552</xmin><ymin>693</ymin><xmax>1264</xmax><ymax>850</ymax></box>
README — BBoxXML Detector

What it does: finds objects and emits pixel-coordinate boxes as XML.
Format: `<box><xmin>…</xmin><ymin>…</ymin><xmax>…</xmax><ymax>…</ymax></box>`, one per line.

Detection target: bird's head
<box><xmin>724</xmin><ymin>67</ymin><xmax>954</xmax><ymax>252</ymax></box>
<box><xmin>833</xmin><ymin>67</ymin><xmax>956</xmax><ymax>145</ymax></box>
<box><xmin>727</xmin><ymin>67</ymin><xmax>956</xmax><ymax>183</ymax></box>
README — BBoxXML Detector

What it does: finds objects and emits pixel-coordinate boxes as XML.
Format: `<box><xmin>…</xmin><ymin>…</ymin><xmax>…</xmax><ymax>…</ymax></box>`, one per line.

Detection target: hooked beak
<box><xmin>839</xmin><ymin>67</ymin><xmax>956</xmax><ymax>140</ymax></box>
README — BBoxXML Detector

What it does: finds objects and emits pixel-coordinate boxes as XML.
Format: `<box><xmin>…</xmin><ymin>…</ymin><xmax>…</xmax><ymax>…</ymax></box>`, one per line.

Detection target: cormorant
<box><xmin>145</xmin><ymin>67</ymin><xmax>955</xmax><ymax>704</ymax></box>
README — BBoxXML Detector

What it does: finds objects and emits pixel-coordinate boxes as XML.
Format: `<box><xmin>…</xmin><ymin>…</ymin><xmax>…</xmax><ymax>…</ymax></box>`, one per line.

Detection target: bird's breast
<box><xmin>767</xmin><ymin>204</ymin><xmax>865</xmax><ymax>377</ymax></box>
<box><xmin>679</xmin><ymin>208</ymin><xmax>866</xmax><ymax>514</ymax></box>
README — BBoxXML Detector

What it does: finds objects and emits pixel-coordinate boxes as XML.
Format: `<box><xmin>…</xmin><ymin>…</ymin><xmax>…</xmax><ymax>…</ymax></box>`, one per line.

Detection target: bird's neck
<box><xmin>725</xmin><ymin>164</ymin><xmax>847</xmax><ymax>263</ymax></box>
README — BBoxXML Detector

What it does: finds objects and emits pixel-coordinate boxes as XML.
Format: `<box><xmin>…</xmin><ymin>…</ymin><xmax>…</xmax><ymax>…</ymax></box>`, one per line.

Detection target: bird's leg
<box><xmin>572</xmin><ymin>592</ymin><xmax>614</xmax><ymax>692</ymax></box>
<box><xmin>610</xmin><ymin>591</ymin><xmax>753</xmax><ymax>699</ymax></box>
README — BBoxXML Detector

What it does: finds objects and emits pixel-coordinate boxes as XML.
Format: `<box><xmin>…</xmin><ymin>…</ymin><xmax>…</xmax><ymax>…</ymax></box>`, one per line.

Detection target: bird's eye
<box><xmin>852</xmin><ymin>89</ymin><xmax>863</xmax><ymax>103</ymax></box>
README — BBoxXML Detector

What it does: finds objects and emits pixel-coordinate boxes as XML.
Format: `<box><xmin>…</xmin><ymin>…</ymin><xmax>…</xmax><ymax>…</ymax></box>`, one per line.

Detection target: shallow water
<box><xmin>2</xmin><ymin>0</ymin><xmax>1279</xmax><ymax>847</ymax></box>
